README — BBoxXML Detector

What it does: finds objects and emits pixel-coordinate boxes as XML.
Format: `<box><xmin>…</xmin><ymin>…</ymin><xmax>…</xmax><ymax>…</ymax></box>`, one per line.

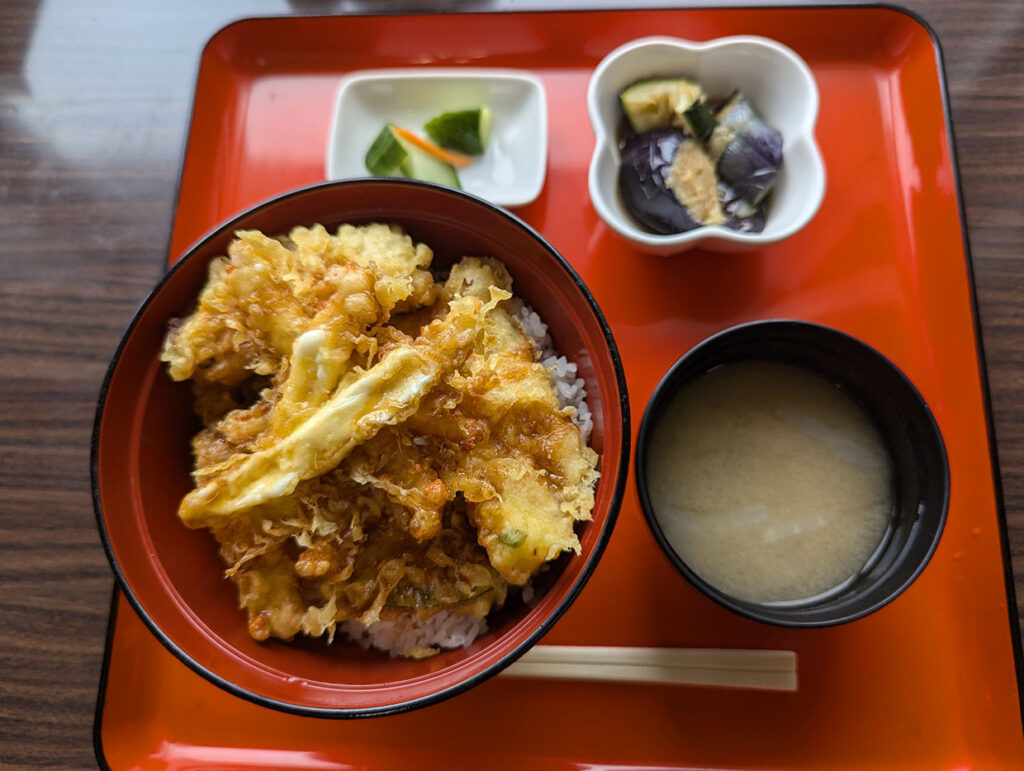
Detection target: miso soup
<box><xmin>646</xmin><ymin>361</ymin><xmax>894</xmax><ymax>604</ymax></box>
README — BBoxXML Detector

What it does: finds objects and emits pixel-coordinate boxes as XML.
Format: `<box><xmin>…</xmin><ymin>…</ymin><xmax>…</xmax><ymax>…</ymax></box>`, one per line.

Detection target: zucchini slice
<box><xmin>619</xmin><ymin>77</ymin><xmax>705</xmax><ymax>134</ymax></box>
<box><xmin>681</xmin><ymin>101</ymin><xmax>718</xmax><ymax>142</ymax></box>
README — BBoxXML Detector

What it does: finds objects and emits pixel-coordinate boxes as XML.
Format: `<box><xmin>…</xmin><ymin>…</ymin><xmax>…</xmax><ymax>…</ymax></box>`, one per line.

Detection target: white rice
<box><xmin>341</xmin><ymin>612</ymin><xmax>489</xmax><ymax>658</ymax></box>
<box><xmin>514</xmin><ymin>303</ymin><xmax>594</xmax><ymax>443</ymax></box>
<box><xmin>341</xmin><ymin>301</ymin><xmax>594</xmax><ymax>657</ymax></box>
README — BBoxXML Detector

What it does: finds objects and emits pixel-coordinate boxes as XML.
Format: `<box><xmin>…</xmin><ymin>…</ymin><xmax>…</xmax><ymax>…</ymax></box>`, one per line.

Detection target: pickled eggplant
<box><xmin>615</xmin><ymin>78</ymin><xmax>782</xmax><ymax>236</ymax></box>
<box><xmin>619</xmin><ymin>128</ymin><xmax>726</xmax><ymax>235</ymax></box>
<box><xmin>719</xmin><ymin>183</ymin><xmax>766</xmax><ymax>233</ymax></box>
<box><xmin>709</xmin><ymin>92</ymin><xmax>783</xmax><ymax>205</ymax></box>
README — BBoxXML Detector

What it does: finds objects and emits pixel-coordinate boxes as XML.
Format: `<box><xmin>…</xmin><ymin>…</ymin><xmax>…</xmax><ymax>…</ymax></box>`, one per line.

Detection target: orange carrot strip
<box><xmin>392</xmin><ymin>126</ymin><xmax>473</xmax><ymax>167</ymax></box>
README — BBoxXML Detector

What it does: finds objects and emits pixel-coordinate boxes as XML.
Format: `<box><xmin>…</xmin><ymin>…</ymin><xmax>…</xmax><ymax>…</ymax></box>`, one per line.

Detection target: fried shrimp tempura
<box><xmin>161</xmin><ymin>223</ymin><xmax>599</xmax><ymax>655</ymax></box>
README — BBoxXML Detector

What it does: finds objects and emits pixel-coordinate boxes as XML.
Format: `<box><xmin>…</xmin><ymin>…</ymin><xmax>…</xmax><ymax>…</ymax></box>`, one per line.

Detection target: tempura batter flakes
<box><xmin>162</xmin><ymin>223</ymin><xmax>598</xmax><ymax>656</ymax></box>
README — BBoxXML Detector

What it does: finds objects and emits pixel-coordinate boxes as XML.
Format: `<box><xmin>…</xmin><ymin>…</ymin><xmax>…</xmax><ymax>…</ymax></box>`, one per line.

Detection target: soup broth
<box><xmin>646</xmin><ymin>361</ymin><xmax>894</xmax><ymax>604</ymax></box>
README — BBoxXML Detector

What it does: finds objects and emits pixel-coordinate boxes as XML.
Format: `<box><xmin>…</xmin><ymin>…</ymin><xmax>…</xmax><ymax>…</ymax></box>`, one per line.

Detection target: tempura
<box><xmin>161</xmin><ymin>223</ymin><xmax>598</xmax><ymax>657</ymax></box>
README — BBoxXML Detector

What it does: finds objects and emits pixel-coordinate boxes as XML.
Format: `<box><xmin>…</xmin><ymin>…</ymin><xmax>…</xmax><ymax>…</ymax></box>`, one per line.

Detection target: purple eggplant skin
<box><xmin>726</xmin><ymin>206</ymin><xmax>766</xmax><ymax>233</ymax></box>
<box><xmin>715</xmin><ymin>95</ymin><xmax>783</xmax><ymax>205</ymax></box>
<box><xmin>719</xmin><ymin>183</ymin><xmax>766</xmax><ymax>233</ymax></box>
<box><xmin>618</xmin><ymin>128</ymin><xmax>703</xmax><ymax>235</ymax></box>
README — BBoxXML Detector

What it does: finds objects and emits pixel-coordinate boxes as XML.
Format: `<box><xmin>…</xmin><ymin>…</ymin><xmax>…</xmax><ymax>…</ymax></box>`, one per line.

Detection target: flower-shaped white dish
<box><xmin>587</xmin><ymin>36</ymin><xmax>825</xmax><ymax>255</ymax></box>
<box><xmin>327</xmin><ymin>69</ymin><xmax>548</xmax><ymax>208</ymax></box>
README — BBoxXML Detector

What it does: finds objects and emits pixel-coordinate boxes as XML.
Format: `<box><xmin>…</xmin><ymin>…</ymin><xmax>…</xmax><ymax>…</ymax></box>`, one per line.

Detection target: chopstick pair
<box><xmin>501</xmin><ymin>645</ymin><xmax>798</xmax><ymax>691</ymax></box>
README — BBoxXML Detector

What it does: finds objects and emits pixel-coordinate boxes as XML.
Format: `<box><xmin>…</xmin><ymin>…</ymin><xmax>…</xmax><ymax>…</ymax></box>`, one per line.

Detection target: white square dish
<box><xmin>326</xmin><ymin>69</ymin><xmax>548</xmax><ymax>208</ymax></box>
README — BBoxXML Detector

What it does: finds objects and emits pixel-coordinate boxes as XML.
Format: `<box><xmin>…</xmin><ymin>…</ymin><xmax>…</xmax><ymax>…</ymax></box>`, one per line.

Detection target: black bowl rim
<box><xmin>90</xmin><ymin>177</ymin><xmax>631</xmax><ymax>718</ymax></box>
<box><xmin>634</xmin><ymin>318</ymin><xmax>949</xmax><ymax>628</ymax></box>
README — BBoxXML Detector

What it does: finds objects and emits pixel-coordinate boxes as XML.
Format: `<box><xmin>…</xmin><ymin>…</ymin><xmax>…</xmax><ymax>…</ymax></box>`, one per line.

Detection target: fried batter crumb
<box><xmin>162</xmin><ymin>224</ymin><xmax>598</xmax><ymax>656</ymax></box>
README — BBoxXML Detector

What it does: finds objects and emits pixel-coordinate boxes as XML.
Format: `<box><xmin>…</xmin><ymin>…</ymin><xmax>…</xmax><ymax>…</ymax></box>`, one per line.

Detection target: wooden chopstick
<box><xmin>500</xmin><ymin>645</ymin><xmax>797</xmax><ymax>691</ymax></box>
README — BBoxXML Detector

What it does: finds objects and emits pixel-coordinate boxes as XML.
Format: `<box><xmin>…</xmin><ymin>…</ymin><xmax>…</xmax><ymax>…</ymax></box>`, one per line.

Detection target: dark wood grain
<box><xmin>0</xmin><ymin>0</ymin><xmax>1020</xmax><ymax>766</ymax></box>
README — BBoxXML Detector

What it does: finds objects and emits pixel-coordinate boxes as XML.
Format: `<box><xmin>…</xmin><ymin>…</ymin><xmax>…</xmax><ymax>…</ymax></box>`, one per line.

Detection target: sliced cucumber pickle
<box><xmin>398</xmin><ymin>141</ymin><xmax>460</xmax><ymax>188</ymax></box>
<box><xmin>364</xmin><ymin>123</ymin><xmax>408</xmax><ymax>175</ymax></box>
<box><xmin>364</xmin><ymin>124</ymin><xmax>460</xmax><ymax>189</ymax></box>
<box><xmin>424</xmin><ymin>106</ymin><xmax>492</xmax><ymax>155</ymax></box>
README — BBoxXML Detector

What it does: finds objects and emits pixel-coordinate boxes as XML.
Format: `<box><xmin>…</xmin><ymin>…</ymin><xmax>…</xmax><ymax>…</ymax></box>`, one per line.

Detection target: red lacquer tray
<box><xmin>95</xmin><ymin>6</ymin><xmax>1024</xmax><ymax>769</ymax></box>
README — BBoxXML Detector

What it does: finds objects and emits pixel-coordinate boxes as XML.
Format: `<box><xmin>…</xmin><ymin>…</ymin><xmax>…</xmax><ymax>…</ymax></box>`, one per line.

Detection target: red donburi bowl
<box><xmin>91</xmin><ymin>179</ymin><xmax>629</xmax><ymax>717</ymax></box>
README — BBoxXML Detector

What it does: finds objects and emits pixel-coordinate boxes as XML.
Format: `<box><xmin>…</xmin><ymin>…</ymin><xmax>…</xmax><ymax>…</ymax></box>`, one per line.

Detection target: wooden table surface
<box><xmin>0</xmin><ymin>0</ymin><xmax>1020</xmax><ymax>766</ymax></box>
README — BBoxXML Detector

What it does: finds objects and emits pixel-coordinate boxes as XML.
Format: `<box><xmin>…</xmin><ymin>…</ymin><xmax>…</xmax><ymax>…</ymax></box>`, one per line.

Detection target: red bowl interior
<box><xmin>93</xmin><ymin>179</ymin><xmax>628</xmax><ymax>716</ymax></box>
